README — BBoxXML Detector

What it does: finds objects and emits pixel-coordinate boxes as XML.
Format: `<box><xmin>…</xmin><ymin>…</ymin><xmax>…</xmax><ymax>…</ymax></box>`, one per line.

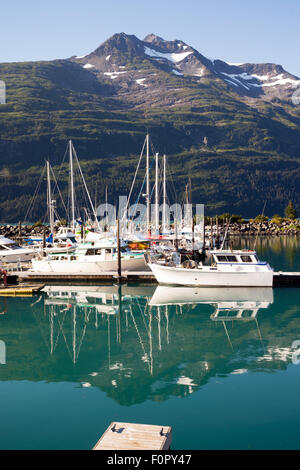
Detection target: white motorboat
<box><xmin>148</xmin><ymin>249</ymin><xmax>274</xmax><ymax>287</ymax></box>
<box><xmin>0</xmin><ymin>236</ymin><xmax>38</xmax><ymax>263</ymax></box>
<box><xmin>31</xmin><ymin>239</ymin><xmax>149</xmax><ymax>273</ymax></box>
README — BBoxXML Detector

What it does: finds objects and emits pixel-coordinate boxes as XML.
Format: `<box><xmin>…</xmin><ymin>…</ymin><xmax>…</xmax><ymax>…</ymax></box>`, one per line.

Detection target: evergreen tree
<box><xmin>285</xmin><ymin>201</ymin><xmax>298</xmax><ymax>220</ymax></box>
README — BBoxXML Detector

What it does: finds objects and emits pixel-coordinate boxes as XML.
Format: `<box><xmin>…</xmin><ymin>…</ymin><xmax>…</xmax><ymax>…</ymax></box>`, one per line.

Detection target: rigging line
<box><xmin>50</xmin><ymin>165</ymin><xmax>69</xmax><ymax>219</ymax></box>
<box><xmin>52</xmin><ymin>309</ymin><xmax>69</xmax><ymax>352</ymax></box>
<box><xmin>149</xmin><ymin>135</ymin><xmax>156</xmax><ymax>157</ymax></box>
<box><xmin>75</xmin><ymin>312</ymin><xmax>90</xmax><ymax>362</ymax></box>
<box><xmin>56</xmin><ymin>310</ymin><xmax>73</xmax><ymax>361</ymax></box>
<box><xmin>134</xmin><ymin>297</ymin><xmax>150</xmax><ymax>334</ymax></box>
<box><xmin>71</xmin><ymin>142</ymin><xmax>101</xmax><ymax>230</ymax></box>
<box><xmin>50</xmin><ymin>143</ymin><xmax>69</xmax><ymax>197</ymax></box>
<box><xmin>129</xmin><ymin>306</ymin><xmax>150</xmax><ymax>373</ymax></box>
<box><xmin>31</xmin><ymin>306</ymin><xmax>51</xmax><ymax>352</ymax></box>
<box><xmin>124</xmin><ymin>136</ymin><xmax>147</xmax><ymax>218</ymax></box>
<box><xmin>128</xmin><ymin>156</ymin><xmax>156</xmax><ymax>223</ymax></box>
<box><xmin>23</xmin><ymin>164</ymin><xmax>47</xmax><ymax>223</ymax></box>
<box><xmin>166</xmin><ymin>167</ymin><xmax>178</xmax><ymax>203</ymax></box>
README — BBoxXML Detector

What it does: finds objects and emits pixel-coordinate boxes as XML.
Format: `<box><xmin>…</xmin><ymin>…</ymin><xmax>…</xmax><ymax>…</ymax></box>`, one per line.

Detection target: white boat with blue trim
<box><xmin>148</xmin><ymin>249</ymin><xmax>273</xmax><ymax>287</ymax></box>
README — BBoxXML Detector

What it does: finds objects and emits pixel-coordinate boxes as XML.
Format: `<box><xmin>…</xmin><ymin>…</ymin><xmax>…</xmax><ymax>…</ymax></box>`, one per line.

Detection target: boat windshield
<box><xmin>0</xmin><ymin>243</ymin><xmax>22</xmax><ymax>250</ymax></box>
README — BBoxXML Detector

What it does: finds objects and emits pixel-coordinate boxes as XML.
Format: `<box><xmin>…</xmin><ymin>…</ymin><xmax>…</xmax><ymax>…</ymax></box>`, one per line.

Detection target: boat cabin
<box><xmin>47</xmin><ymin>243</ymin><xmax>131</xmax><ymax>261</ymax></box>
<box><xmin>211</xmin><ymin>250</ymin><xmax>261</xmax><ymax>265</ymax></box>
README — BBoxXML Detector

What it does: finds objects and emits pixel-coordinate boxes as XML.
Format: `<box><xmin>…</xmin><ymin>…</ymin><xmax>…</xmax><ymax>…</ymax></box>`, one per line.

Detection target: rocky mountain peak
<box><xmin>71</xmin><ymin>32</ymin><xmax>300</xmax><ymax>105</ymax></box>
<box><xmin>91</xmin><ymin>32</ymin><xmax>142</xmax><ymax>57</ymax></box>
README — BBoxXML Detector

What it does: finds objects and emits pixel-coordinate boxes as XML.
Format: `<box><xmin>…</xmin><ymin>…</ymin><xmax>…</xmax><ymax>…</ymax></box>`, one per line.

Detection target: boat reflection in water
<box><xmin>4</xmin><ymin>282</ymin><xmax>297</xmax><ymax>406</ymax></box>
<box><xmin>34</xmin><ymin>284</ymin><xmax>276</xmax><ymax>396</ymax></box>
<box><xmin>149</xmin><ymin>286</ymin><xmax>273</xmax><ymax>356</ymax></box>
<box><xmin>149</xmin><ymin>285</ymin><xmax>273</xmax><ymax>319</ymax></box>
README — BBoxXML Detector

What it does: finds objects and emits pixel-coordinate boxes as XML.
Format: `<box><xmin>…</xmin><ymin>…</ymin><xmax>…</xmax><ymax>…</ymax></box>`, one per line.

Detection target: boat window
<box><xmin>241</xmin><ymin>255</ymin><xmax>252</xmax><ymax>263</ymax></box>
<box><xmin>216</xmin><ymin>255</ymin><xmax>237</xmax><ymax>262</ymax></box>
<box><xmin>86</xmin><ymin>248</ymin><xmax>103</xmax><ymax>255</ymax></box>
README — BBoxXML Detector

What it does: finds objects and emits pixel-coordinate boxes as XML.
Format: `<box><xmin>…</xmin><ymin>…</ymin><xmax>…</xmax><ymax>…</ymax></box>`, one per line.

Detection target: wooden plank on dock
<box><xmin>93</xmin><ymin>422</ymin><xmax>172</xmax><ymax>450</ymax></box>
<box><xmin>17</xmin><ymin>270</ymin><xmax>156</xmax><ymax>284</ymax></box>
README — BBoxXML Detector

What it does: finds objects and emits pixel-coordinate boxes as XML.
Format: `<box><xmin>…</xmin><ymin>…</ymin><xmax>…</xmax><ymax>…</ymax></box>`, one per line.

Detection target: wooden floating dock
<box><xmin>0</xmin><ymin>284</ymin><xmax>44</xmax><ymax>296</ymax></box>
<box><xmin>13</xmin><ymin>270</ymin><xmax>300</xmax><ymax>287</ymax></box>
<box><xmin>17</xmin><ymin>270</ymin><xmax>156</xmax><ymax>284</ymax></box>
<box><xmin>93</xmin><ymin>422</ymin><xmax>172</xmax><ymax>450</ymax></box>
<box><xmin>273</xmin><ymin>272</ymin><xmax>300</xmax><ymax>287</ymax></box>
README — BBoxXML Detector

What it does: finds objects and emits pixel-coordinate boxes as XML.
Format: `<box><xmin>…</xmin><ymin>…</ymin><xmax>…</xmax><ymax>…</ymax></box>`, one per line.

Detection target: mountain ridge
<box><xmin>71</xmin><ymin>32</ymin><xmax>300</xmax><ymax>103</ymax></box>
<box><xmin>0</xmin><ymin>32</ymin><xmax>299</xmax><ymax>221</ymax></box>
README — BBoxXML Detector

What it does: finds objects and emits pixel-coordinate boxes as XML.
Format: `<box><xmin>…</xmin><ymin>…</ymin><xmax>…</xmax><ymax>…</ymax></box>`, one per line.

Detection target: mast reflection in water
<box><xmin>1</xmin><ymin>283</ymin><xmax>300</xmax><ymax>449</ymax></box>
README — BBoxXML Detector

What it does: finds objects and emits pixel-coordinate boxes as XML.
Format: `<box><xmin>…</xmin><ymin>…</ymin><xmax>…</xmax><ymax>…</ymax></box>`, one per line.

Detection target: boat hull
<box><xmin>31</xmin><ymin>257</ymin><xmax>148</xmax><ymax>273</ymax></box>
<box><xmin>149</xmin><ymin>263</ymin><xmax>273</xmax><ymax>287</ymax></box>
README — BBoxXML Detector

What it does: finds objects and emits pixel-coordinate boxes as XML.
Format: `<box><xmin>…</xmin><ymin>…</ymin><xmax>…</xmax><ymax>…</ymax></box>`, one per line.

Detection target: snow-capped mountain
<box><xmin>71</xmin><ymin>32</ymin><xmax>300</xmax><ymax>106</ymax></box>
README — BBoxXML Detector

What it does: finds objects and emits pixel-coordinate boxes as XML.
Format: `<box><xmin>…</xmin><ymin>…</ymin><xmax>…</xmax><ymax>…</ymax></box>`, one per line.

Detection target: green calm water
<box><xmin>1</xmin><ymin>237</ymin><xmax>300</xmax><ymax>450</ymax></box>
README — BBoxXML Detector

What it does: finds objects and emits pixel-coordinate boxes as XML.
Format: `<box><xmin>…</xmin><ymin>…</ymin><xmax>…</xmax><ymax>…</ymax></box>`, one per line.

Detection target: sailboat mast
<box><xmin>105</xmin><ymin>185</ymin><xmax>108</xmax><ymax>229</ymax></box>
<box><xmin>155</xmin><ymin>152</ymin><xmax>159</xmax><ymax>234</ymax></box>
<box><xmin>46</xmin><ymin>161</ymin><xmax>54</xmax><ymax>236</ymax></box>
<box><xmin>163</xmin><ymin>154</ymin><xmax>167</xmax><ymax>233</ymax></box>
<box><xmin>69</xmin><ymin>140</ymin><xmax>75</xmax><ymax>230</ymax></box>
<box><xmin>146</xmin><ymin>133</ymin><xmax>150</xmax><ymax>233</ymax></box>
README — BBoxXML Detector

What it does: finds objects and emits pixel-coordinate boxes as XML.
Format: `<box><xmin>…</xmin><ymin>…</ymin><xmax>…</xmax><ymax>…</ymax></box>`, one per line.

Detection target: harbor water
<box><xmin>0</xmin><ymin>236</ymin><xmax>300</xmax><ymax>449</ymax></box>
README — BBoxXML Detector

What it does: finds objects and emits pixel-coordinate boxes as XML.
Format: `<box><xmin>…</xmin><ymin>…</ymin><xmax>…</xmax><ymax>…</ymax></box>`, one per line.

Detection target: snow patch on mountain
<box><xmin>172</xmin><ymin>69</ymin><xmax>183</xmax><ymax>76</ymax></box>
<box><xmin>144</xmin><ymin>46</ymin><xmax>192</xmax><ymax>63</ymax></box>
<box><xmin>221</xmin><ymin>70</ymin><xmax>300</xmax><ymax>89</ymax></box>
<box><xmin>104</xmin><ymin>70</ymin><xmax>128</xmax><ymax>79</ymax></box>
<box><xmin>136</xmin><ymin>78</ymin><xmax>147</xmax><ymax>86</ymax></box>
<box><xmin>83</xmin><ymin>63</ymin><xmax>95</xmax><ymax>69</ymax></box>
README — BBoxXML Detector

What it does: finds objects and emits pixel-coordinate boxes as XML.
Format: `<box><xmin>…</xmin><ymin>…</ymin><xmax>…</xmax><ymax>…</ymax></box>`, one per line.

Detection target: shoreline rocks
<box><xmin>208</xmin><ymin>220</ymin><xmax>300</xmax><ymax>237</ymax></box>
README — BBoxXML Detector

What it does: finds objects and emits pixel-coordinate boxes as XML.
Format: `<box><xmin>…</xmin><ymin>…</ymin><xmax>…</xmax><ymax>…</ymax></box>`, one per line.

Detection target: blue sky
<box><xmin>1</xmin><ymin>0</ymin><xmax>299</xmax><ymax>76</ymax></box>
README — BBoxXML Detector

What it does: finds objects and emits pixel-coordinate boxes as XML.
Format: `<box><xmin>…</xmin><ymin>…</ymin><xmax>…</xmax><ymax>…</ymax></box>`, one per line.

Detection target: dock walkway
<box><xmin>93</xmin><ymin>422</ymin><xmax>172</xmax><ymax>450</ymax></box>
